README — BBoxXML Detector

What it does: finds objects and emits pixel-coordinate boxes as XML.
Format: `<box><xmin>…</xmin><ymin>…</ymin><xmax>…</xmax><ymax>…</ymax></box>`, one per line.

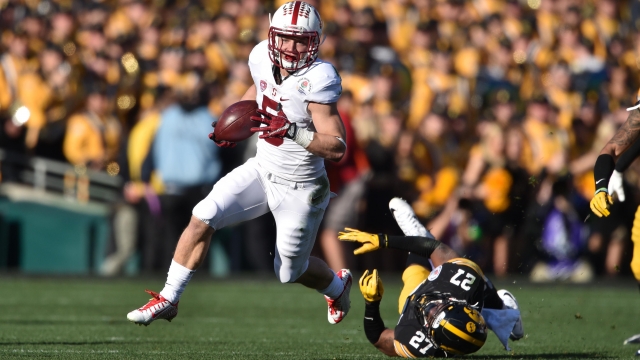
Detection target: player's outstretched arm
<box><xmin>338</xmin><ymin>229</ymin><xmax>459</xmax><ymax>267</ymax></box>
<box><xmin>307</xmin><ymin>101</ymin><xmax>346</xmax><ymax>162</ymax></box>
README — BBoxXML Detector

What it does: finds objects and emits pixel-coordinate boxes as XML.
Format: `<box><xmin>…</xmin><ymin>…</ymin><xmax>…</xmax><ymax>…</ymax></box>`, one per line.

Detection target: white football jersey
<box><xmin>248</xmin><ymin>40</ymin><xmax>342</xmax><ymax>182</ymax></box>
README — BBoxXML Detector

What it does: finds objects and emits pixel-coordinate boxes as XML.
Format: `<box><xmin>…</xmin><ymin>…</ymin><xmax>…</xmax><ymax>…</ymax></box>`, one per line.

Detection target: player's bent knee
<box><xmin>398</xmin><ymin>265</ymin><xmax>431</xmax><ymax>314</ymax></box>
<box><xmin>273</xmin><ymin>256</ymin><xmax>309</xmax><ymax>283</ymax></box>
<box><xmin>192</xmin><ymin>198</ymin><xmax>221</xmax><ymax>229</ymax></box>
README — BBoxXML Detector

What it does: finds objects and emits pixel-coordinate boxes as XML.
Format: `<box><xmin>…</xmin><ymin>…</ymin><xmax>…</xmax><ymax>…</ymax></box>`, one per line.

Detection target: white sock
<box><xmin>159</xmin><ymin>260</ymin><xmax>195</xmax><ymax>304</ymax></box>
<box><xmin>319</xmin><ymin>273</ymin><xmax>344</xmax><ymax>299</ymax></box>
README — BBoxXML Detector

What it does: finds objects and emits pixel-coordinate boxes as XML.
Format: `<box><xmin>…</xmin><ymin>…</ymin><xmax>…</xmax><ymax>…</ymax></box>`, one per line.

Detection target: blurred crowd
<box><xmin>2</xmin><ymin>0</ymin><xmax>640</xmax><ymax>280</ymax></box>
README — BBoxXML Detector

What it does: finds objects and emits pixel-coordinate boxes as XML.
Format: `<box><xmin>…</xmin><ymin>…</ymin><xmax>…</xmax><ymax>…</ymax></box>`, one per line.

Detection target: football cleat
<box><xmin>325</xmin><ymin>269</ymin><xmax>353</xmax><ymax>324</ymax></box>
<box><xmin>497</xmin><ymin>289</ymin><xmax>524</xmax><ymax>340</ymax></box>
<box><xmin>389</xmin><ymin>197</ymin><xmax>429</xmax><ymax>237</ymax></box>
<box><xmin>126</xmin><ymin>289</ymin><xmax>178</xmax><ymax>326</ymax></box>
<box><xmin>624</xmin><ymin>333</ymin><xmax>640</xmax><ymax>345</ymax></box>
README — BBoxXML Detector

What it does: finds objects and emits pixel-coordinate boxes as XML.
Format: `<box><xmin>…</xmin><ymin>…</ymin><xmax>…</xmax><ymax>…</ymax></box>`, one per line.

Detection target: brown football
<box><xmin>213</xmin><ymin>100</ymin><xmax>261</xmax><ymax>142</ymax></box>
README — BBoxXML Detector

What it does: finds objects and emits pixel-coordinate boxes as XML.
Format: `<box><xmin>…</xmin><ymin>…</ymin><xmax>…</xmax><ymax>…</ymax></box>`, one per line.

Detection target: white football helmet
<box><xmin>268</xmin><ymin>1</ymin><xmax>323</xmax><ymax>71</ymax></box>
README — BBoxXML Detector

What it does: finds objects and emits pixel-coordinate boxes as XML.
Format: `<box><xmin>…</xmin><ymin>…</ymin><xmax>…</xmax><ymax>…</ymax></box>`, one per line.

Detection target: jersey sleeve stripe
<box><xmin>440</xmin><ymin>320</ymin><xmax>486</xmax><ymax>347</ymax></box>
<box><xmin>447</xmin><ymin>257</ymin><xmax>484</xmax><ymax>277</ymax></box>
<box><xmin>394</xmin><ymin>340</ymin><xmax>417</xmax><ymax>358</ymax></box>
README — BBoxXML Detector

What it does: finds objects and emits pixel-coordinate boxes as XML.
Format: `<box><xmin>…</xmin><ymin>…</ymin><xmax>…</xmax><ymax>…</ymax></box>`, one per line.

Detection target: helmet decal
<box><xmin>463</xmin><ymin>306</ymin><xmax>483</xmax><ymax>323</ymax></box>
<box><xmin>466</xmin><ymin>322</ymin><xmax>477</xmax><ymax>333</ymax></box>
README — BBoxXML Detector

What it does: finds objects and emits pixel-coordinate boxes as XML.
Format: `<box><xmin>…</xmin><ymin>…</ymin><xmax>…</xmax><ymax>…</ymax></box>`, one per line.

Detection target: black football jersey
<box><xmin>393</xmin><ymin>258</ymin><xmax>485</xmax><ymax>358</ymax></box>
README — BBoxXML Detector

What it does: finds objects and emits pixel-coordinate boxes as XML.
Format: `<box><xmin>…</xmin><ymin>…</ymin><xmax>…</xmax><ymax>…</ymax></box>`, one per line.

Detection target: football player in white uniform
<box><xmin>127</xmin><ymin>1</ymin><xmax>353</xmax><ymax>326</ymax></box>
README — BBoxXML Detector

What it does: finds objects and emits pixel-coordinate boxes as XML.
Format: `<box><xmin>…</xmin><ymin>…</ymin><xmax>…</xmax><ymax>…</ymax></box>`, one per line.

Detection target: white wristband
<box><xmin>293</xmin><ymin>127</ymin><xmax>314</xmax><ymax>148</ymax></box>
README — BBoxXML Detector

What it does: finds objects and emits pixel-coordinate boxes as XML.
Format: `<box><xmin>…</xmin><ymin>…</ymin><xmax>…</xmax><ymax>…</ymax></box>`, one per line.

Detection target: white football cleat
<box><xmin>623</xmin><ymin>333</ymin><xmax>640</xmax><ymax>345</ymax></box>
<box><xmin>389</xmin><ymin>197</ymin><xmax>429</xmax><ymax>237</ymax></box>
<box><xmin>127</xmin><ymin>290</ymin><xmax>178</xmax><ymax>326</ymax></box>
<box><xmin>325</xmin><ymin>269</ymin><xmax>353</xmax><ymax>324</ymax></box>
<box><xmin>498</xmin><ymin>289</ymin><xmax>524</xmax><ymax>340</ymax></box>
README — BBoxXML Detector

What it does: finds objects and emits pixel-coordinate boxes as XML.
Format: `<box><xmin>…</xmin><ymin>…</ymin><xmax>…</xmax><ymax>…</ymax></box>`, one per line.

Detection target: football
<box><xmin>213</xmin><ymin>100</ymin><xmax>261</xmax><ymax>142</ymax></box>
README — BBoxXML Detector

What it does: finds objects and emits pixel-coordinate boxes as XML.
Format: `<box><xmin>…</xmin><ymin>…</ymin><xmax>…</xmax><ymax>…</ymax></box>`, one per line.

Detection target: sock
<box><xmin>159</xmin><ymin>260</ymin><xmax>195</xmax><ymax>304</ymax></box>
<box><xmin>319</xmin><ymin>273</ymin><xmax>344</xmax><ymax>299</ymax></box>
<box><xmin>482</xmin><ymin>276</ymin><xmax>506</xmax><ymax>310</ymax></box>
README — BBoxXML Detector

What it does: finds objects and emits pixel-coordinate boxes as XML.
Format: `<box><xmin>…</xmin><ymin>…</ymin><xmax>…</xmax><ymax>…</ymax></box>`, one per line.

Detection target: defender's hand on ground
<box><xmin>590</xmin><ymin>191</ymin><xmax>613</xmax><ymax>217</ymax></box>
<box><xmin>359</xmin><ymin>269</ymin><xmax>384</xmax><ymax>302</ymax></box>
<box><xmin>338</xmin><ymin>228</ymin><xmax>381</xmax><ymax>255</ymax></box>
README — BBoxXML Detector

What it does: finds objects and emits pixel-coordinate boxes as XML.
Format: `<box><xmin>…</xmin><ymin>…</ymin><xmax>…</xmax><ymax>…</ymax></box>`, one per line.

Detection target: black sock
<box><xmin>483</xmin><ymin>276</ymin><xmax>505</xmax><ymax>309</ymax></box>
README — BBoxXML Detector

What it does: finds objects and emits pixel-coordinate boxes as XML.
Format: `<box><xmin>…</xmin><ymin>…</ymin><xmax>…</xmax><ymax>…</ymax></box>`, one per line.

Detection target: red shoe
<box><xmin>126</xmin><ymin>290</ymin><xmax>178</xmax><ymax>326</ymax></box>
<box><xmin>325</xmin><ymin>269</ymin><xmax>353</xmax><ymax>324</ymax></box>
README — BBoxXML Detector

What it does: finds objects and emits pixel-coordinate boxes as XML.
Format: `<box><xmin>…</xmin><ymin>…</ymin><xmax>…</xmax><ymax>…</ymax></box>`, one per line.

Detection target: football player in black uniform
<box><xmin>589</xmin><ymin>101</ymin><xmax>640</xmax><ymax>347</ymax></box>
<box><xmin>338</xmin><ymin>199</ymin><xmax>522</xmax><ymax>358</ymax></box>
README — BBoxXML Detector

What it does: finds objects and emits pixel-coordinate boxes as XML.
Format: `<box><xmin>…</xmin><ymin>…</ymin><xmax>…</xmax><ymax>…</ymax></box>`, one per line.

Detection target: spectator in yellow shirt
<box><xmin>63</xmin><ymin>82</ymin><xmax>121</xmax><ymax>169</ymax></box>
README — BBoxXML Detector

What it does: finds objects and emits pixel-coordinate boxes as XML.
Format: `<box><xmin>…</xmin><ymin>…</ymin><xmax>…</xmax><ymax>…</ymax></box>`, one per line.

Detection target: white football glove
<box><xmin>608</xmin><ymin>170</ymin><xmax>625</xmax><ymax>202</ymax></box>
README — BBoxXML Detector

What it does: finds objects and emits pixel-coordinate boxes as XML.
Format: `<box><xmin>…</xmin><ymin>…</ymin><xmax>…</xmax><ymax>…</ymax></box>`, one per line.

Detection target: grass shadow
<box><xmin>468</xmin><ymin>353</ymin><xmax>617</xmax><ymax>359</ymax></box>
<box><xmin>0</xmin><ymin>341</ymin><xmax>131</xmax><ymax>346</ymax></box>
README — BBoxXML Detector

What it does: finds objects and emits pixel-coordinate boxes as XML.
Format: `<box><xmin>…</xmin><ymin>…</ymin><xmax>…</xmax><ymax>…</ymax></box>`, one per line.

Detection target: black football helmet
<box><xmin>419</xmin><ymin>296</ymin><xmax>487</xmax><ymax>356</ymax></box>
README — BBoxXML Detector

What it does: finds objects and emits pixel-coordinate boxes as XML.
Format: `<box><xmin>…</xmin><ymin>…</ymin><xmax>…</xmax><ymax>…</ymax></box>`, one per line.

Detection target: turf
<box><xmin>0</xmin><ymin>276</ymin><xmax>639</xmax><ymax>359</ymax></box>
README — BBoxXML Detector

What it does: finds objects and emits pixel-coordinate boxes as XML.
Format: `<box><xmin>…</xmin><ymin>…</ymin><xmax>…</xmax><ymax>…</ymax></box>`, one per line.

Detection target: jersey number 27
<box><xmin>450</xmin><ymin>269</ymin><xmax>476</xmax><ymax>291</ymax></box>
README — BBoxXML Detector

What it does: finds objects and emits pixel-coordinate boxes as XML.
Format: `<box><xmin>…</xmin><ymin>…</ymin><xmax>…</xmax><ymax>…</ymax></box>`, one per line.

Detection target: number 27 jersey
<box><xmin>248</xmin><ymin>40</ymin><xmax>342</xmax><ymax>182</ymax></box>
<box><xmin>394</xmin><ymin>258</ymin><xmax>486</xmax><ymax>358</ymax></box>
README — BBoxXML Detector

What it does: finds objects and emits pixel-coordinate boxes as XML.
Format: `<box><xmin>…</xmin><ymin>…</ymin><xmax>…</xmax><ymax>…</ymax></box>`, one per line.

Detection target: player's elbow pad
<box><xmin>364</xmin><ymin>301</ymin><xmax>386</xmax><ymax>344</ymax></box>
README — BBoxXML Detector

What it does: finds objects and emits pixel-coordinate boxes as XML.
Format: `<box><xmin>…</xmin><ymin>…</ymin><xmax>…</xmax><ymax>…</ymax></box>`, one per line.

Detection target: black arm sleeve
<box><xmin>364</xmin><ymin>301</ymin><xmax>387</xmax><ymax>344</ymax></box>
<box><xmin>616</xmin><ymin>137</ymin><xmax>640</xmax><ymax>172</ymax></box>
<box><xmin>384</xmin><ymin>234</ymin><xmax>441</xmax><ymax>258</ymax></box>
<box><xmin>594</xmin><ymin>153</ymin><xmax>615</xmax><ymax>192</ymax></box>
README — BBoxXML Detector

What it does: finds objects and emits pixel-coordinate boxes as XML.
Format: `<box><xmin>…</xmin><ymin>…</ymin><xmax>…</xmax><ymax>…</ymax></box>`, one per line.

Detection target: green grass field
<box><xmin>1</xmin><ymin>276</ymin><xmax>640</xmax><ymax>359</ymax></box>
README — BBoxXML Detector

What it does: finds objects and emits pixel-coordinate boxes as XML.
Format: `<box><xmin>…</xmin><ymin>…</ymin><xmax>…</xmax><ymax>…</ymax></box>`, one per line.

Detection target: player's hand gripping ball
<box><xmin>250</xmin><ymin>109</ymin><xmax>297</xmax><ymax>139</ymax></box>
<box><xmin>590</xmin><ymin>191</ymin><xmax>613</xmax><ymax>217</ymax></box>
<box><xmin>209</xmin><ymin>100</ymin><xmax>261</xmax><ymax>147</ymax></box>
<box><xmin>338</xmin><ymin>228</ymin><xmax>384</xmax><ymax>255</ymax></box>
<box><xmin>360</xmin><ymin>269</ymin><xmax>384</xmax><ymax>303</ymax></box>
<box><xmin>209</xmin><ymin>122</ymin><xmax>237</xmax><ymax>148</ymax></box>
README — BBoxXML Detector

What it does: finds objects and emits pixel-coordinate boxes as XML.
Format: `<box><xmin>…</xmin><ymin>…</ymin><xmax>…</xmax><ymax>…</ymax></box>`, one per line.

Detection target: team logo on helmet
<box><xmin>260</xmin><ymin>80</ymin><xmax>267</xmax><ymax>92</ymax></box>
<box><xmin>466</xmin><ymin>322</ymin><xmax>476</xmax><ymax>333</ymax></box>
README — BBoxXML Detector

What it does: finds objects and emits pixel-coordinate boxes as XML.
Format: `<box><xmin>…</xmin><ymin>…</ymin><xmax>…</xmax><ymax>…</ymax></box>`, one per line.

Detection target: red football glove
<box><xmin>208</xmin><ymin>121</ymin><xmax>236</xmax><ymax>148</ymax></box>
<box><xmin>250</xmin><ymin>109</ymin><xmax>297</xmax><ymax>139</ymax></box>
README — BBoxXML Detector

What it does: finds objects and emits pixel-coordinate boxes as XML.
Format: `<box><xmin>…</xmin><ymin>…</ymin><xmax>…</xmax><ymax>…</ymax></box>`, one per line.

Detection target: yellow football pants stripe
<box><xmin>631</xmin><ymin>206</ymin><xmax>640</xmax><ymax>281</ymax></box>
<box><xmin>441</xmin><ymin>320</ymin><xmax>486</xmax><ymax>347</ymax></box>
<box><xmin>399</xmin><ymin>264</ymin><xmax>431</xmax><ymax>314</ymax></box>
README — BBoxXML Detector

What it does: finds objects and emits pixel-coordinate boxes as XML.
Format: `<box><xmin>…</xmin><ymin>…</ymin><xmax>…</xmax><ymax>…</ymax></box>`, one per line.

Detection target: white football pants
<box><xmin>192</xmin><ymin>158</ymin><xmax>330</xmax><ymax>283</ymax></box>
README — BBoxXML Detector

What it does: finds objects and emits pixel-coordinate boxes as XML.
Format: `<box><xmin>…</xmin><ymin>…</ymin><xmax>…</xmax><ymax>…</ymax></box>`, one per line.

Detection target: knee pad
<box><xmin>398</xmin><ymin>264</ymin><xmax>430</xmax><ymax>314</ymax></box>
<box><xmin>273</xmin><ymin>254</ymin><xmax>309</xmax><ymax>284</ymax></box>
<box><xmin>192</xmin><ymin>197</ymin><xmax>221</xmax><ymax>229</ymax></box>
